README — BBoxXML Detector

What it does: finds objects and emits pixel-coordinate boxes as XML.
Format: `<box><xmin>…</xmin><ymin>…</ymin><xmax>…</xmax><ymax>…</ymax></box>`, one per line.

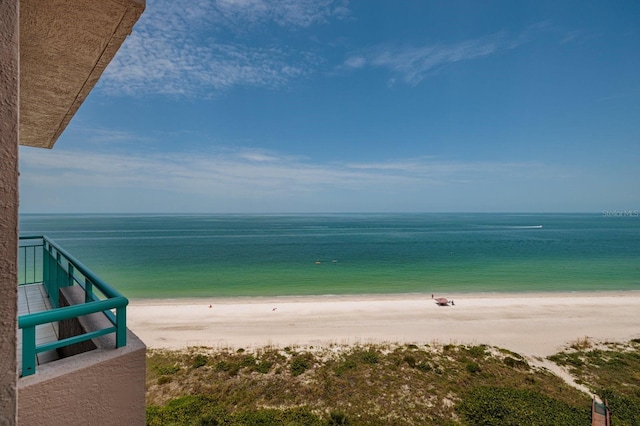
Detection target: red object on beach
<box><xmin>435</xmin><ymin>298</ymin><xmax>449</xmax><ymax>306</ymax></box>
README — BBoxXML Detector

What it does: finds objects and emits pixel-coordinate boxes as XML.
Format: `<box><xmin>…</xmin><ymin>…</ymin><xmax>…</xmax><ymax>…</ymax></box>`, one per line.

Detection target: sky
<box><xmin>19</xmin><ymin>0</ymin><xmax>640</xmax><ymax>214</ymax></box>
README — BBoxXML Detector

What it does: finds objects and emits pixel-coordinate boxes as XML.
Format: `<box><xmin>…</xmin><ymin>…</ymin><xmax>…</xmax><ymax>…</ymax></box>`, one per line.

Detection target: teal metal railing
<box><xmin>18</xmin><ymin>236</ymin><xmax>128</xmax><ymax>377</ymax></box>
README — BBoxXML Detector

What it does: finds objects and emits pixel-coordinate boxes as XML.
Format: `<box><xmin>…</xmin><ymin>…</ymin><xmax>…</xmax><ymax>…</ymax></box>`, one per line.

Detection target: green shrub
<box><xmin>235</xmin><ymin>407</ymin><xmax>323</xmax><ymax>425</ymax></box>
<box><xmin>157</xmin><ymin>375</ymin><xmax>172</xmax><ymax>385</ymax></box>
<box><xmin>467</xmin><ymin>345</ymin><xmax>487</xmax><ymax>358</ymax></box>
<box><xmin>328</xmin><ymin>410</ymin><xmax>349</xmax><ymax>425</ymax></box>
<box><xmin>291</xmin><ymin>354</ymin><xmax>312</xmax><ymax>376</ymax></box>
<box><xmin>360</xmin><ymin>350</ymin><xmax>379</xmax><ymax>364</ymax></box>
<box><xmin>504</xmin><ymin>356</ymin><xmax>529</xmax><ymax>370</ymax></box>
<box><xmin>416</xmin><ymin>362</ymin><xmax>432</xmax><ymax>372</ymax></box>
<box><xmin>215</xmin><ymin>361</ymin><xmax>231</xmax><ymax>372</ymax></box>
<box><xmin>154</xmin><ymin>364</ymin><xmax>180</xmax><ymax>375</ymax></box>
<box><xmin>240</xmin><ymin>355</ymin><xmax>256</xmax><ymax>368</ymax></box>
<box><xmin>456</xmin><ymin>387</ymin><xmax>589</xmax><ymax>425</ymax></box>
<box><xmin>334</xmin><ymin>359</ymin><xmax>357</xmax><ymax>376</ymax></box>
<box><xmin>147</xmin><ymin>396</ymin><xmax>323</xmax><ymax>426</ymax></box>
<box><xmin>465</xmin><ymin>362</ymin><xmax>481</xmax><ymax>374</ymax></box>
<box><xmin>566</xmin><ymin>353</ymin><xmax>584</xmax><ymax>368</ymax></box>
<box><xmin>197</xmin><ymin>414</ymin><xmax>220</xmax><ymax>425</ymax></box>
<box><xmin>146</xmin><ymin>395</ymin><xmax>217</xmax><ymax>426</ymax></box>
<box><xmin>254</xmin><ymin>360</ymin><xmax>273</xmax><ymax>374</ymax></box>
<box><xmin>192</xmin><ymin>354</ymin><xmax>208</xmax><ymax>369</ymax></box>
<box><xmin>215</xmin><ymin>360</ymin><xmax>240</xmax><ymax>376</ymax></box>
<box><xmin>403</xmin><ymin>355</ymin><xmax>417</xmax><ymax>368</ymax></box>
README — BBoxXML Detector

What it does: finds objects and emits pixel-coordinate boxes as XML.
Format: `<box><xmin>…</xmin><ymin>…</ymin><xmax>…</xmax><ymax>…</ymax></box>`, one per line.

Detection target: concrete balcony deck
<box><xmin>17</xmin><ymin>283</ymin><xmax>59</xmax><ymax>372</ymax></box>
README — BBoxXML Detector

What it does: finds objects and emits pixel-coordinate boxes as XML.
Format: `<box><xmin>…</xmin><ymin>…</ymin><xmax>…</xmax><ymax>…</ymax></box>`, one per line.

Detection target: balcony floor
<box><xmin>18</xmin><ymin>283</ymin><xmax>59</xmax><ymax>372</ymax></box>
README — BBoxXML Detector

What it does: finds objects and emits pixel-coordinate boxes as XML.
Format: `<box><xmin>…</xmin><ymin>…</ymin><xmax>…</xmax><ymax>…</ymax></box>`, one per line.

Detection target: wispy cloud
<box><xmin>213</xmin><ymin>0</ymin><xmax>350</xmax><ymax>28</ymax></box>
<box><xmin>20</xmin><ymin>146</ymin><xmax>559</xmax><ymax>203</ymax></box>
<box><xmin>61</xmin><ymin>126</ymin><xmax>154</xmax><ymax>147</ymax></box>
<box><xmin>341</xmin><ymin>31</ymin><xmax>527</xmax><ymax>86</ymax></box>
<box><xmin>560</xmin><ymin>29</ymin><xmax>601</xmax><ymax>45</ymax></box>
<box><xmin>99</xmin><ymin>0</ymin><xmax>349</xmax><ymax>96</ymax></box>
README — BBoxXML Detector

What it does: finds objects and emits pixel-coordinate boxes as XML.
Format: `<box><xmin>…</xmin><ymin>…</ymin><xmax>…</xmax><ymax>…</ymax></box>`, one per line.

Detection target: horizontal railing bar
<box><xmin>36</xmin><ymin>327</ymin><xmax>117</xmax><ymax>353</ymax></box>
<box><xmin>18</xmin><ymin>297</ymin><xmax>128</xmax><ymax>328</ymax></box>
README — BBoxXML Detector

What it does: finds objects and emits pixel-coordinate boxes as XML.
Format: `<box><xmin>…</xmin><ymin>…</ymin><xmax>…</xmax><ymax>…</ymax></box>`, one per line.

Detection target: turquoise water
<box><xmin>18</xmin><ymin>213</ymin><xmax>640</xmax><ymax>299</ymax></box>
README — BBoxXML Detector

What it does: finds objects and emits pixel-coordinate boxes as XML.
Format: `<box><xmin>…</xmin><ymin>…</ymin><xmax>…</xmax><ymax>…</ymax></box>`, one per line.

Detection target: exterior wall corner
<box><xmin>0</xmin><ymin>0</ymin><xmax>20</xmax><ymax>423</ymax></box>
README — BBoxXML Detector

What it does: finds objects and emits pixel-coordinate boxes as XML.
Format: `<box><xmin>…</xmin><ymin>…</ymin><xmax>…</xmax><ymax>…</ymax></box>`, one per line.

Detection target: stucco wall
<box><xmin>18</xmin><ymin>330</ymin><xmax>146</xmax><ymax>426</ymax></box>
<box><xmin>0</xmin><ymin>0</ymin><xmax>20</xmax><ymax>423</ymax></box>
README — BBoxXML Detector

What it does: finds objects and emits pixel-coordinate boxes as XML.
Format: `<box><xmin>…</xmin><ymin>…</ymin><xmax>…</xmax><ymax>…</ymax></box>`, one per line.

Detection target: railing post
<box><xmin>33</xmin><ymin>245</ymin><xmax>38</xmax><ymax>284</ymax></box>
<box><xmin>85</xmin><ymin>277</ymin><xmax>93</xmax><ymax>303</ymax></box>
<box><xmin>43</xmin><ymin>241</ymin><xmax>49</xmax><ymax>289</ymax></box>
<box><xmin>53</xmin><ymin>251</ymin><xmax>64</xmax><ymax>308</ymax></box>
<box><xmin>68</xmin><ymin>263</ymin><xmax>75</xmax><ymax>288</ymax></box>
<box><xmin>46</xmin><ymin>243</ymin><xmax>55</xmax><ymax>300</ymax></box>
<box><xmin>42</xmin><ymin>239</ymin><xmax>51</xmax><ymax>294</ymax></box>
<box><xmin>116</xmin><ymin>306</ymin><xmax>127</xmax><ymax>348</ymax></box>
<box><xmin>21</xmin><ymin>245</ymin><xmax>26</xmax><ymax>285</ymax></box>
<box><xmin>21</xmin><ymin>326</ymin><xmax>37</xmax><ymax>377</ymax></box>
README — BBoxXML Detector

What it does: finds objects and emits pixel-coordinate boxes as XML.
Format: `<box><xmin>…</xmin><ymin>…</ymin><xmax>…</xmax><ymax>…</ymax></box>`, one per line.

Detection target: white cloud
<box><xmin>214</xmin><ymin>0</ymin><xmax>349</xmax><ymax>28</ymax></box>
<box><xmin>342</xmin><ymin>31</ymin><xmax>524</xmax><ymax>86</ymax></box>
<box><xmin>343</xmin><ymin>55</ymin><xmax>365</xmax><ymax>69</ymax></box>
<box><xmin>99</xmin><ymin>0</ymin><xmax>349</xmax><ymax>96</ymax></box>
<box><xmin>19</xmin><ymin>146</ymin><xmax>562</xmax><ymax>208</ymax></box>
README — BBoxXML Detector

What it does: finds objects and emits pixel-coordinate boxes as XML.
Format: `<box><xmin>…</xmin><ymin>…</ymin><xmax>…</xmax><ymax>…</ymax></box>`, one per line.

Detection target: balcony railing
<box><xmin>18</xmin><ymin>235</ymin><xmax>128</xmax><ymax>377</ymax></box>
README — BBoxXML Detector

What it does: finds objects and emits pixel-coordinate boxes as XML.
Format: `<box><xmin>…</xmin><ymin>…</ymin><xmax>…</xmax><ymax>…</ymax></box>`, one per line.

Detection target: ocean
<box><xmin>18</xmin><ymin>213</ymin><xmax>640</xmax><ymax>299</ymax></box>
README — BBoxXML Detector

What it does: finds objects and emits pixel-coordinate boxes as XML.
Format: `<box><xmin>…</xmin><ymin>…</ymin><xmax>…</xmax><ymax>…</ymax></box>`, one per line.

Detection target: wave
<box><xmin>474</xmin><ymin>225</ymin><xmax>543</xmax><ymax>230</ymax></box>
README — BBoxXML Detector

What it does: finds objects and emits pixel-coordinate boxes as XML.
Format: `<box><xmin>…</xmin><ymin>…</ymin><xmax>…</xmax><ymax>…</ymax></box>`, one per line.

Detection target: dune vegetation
<box><xmin>145</xmin><ymin>339</ymin><xmax>640</xmax><ymax>425</ymax></box>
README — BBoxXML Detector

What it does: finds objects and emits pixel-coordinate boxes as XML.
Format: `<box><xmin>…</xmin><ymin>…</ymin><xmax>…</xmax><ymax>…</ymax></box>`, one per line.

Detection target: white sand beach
<box><xmin>128</xmin><ymin>292</ymin><xmax>640</xmax><ymax>358</ymax></box>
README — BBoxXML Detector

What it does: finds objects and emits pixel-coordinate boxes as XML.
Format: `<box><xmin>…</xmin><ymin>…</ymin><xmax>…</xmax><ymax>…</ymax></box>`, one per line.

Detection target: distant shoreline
<box><xmin>128</xmin><ymin>290</ymin><xmax>640</xmax><ymax>358</ymax></box>
<box><xmin>128</xmin><ymin>289</ymin><xmax>640</xmax><ymax>303</ymax></box>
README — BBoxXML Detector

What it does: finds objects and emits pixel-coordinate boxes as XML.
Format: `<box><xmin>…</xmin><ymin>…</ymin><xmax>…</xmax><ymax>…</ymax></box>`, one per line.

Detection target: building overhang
<box><xmin>19</xmin><ymin>0</ymin><xmax>145</xmax><ymax>149</ymax></box>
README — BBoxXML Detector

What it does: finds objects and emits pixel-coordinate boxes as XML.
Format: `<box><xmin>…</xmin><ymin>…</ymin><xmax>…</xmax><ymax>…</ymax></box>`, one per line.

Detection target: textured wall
<box><xmin>0</xmin><ymin>0</ymin><xmax>20</xmax><ymax>423</ymax></box>
<box><xmin>18</xmin><ymin>330</ymin><xmax>146</xmax><ymax>426</ymax></box>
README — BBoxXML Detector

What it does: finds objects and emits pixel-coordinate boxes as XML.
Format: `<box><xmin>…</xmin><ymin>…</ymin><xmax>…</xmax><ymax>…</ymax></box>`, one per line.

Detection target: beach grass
<box><xmin>547</xmin><ymin>338</ymin><xmax>640</xmax><ymax>425</ymax></box>
<box><xmin>141</xmin><ymin>340</ymin><xmax>640</xmax><ymax>425</ymax></box>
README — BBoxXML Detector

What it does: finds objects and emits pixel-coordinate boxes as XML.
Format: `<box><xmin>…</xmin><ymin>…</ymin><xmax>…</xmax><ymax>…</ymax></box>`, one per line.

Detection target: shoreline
<box><xmin>128</xmin><ymin>289</ymin><xmax>640</xmax><ymax>304</ymax></box>
<box><xmin>128</xmin><ymin>290</ymin><xmax>640</xmax><ymax>358</ymax></box>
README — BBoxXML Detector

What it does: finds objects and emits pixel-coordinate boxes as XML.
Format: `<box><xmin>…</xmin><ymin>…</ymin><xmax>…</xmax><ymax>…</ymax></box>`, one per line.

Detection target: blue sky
<box><xmin>19</xmin><ymin>0</ymin><xmax>640</xmax><ymax>213</ymax></box>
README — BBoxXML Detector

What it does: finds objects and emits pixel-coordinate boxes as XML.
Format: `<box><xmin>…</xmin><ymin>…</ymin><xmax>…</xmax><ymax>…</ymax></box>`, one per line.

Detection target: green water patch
<box><xmin>96</xmin><ymin>256</ymin><xmax>640</xmax><ymax>299</ymax></box>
